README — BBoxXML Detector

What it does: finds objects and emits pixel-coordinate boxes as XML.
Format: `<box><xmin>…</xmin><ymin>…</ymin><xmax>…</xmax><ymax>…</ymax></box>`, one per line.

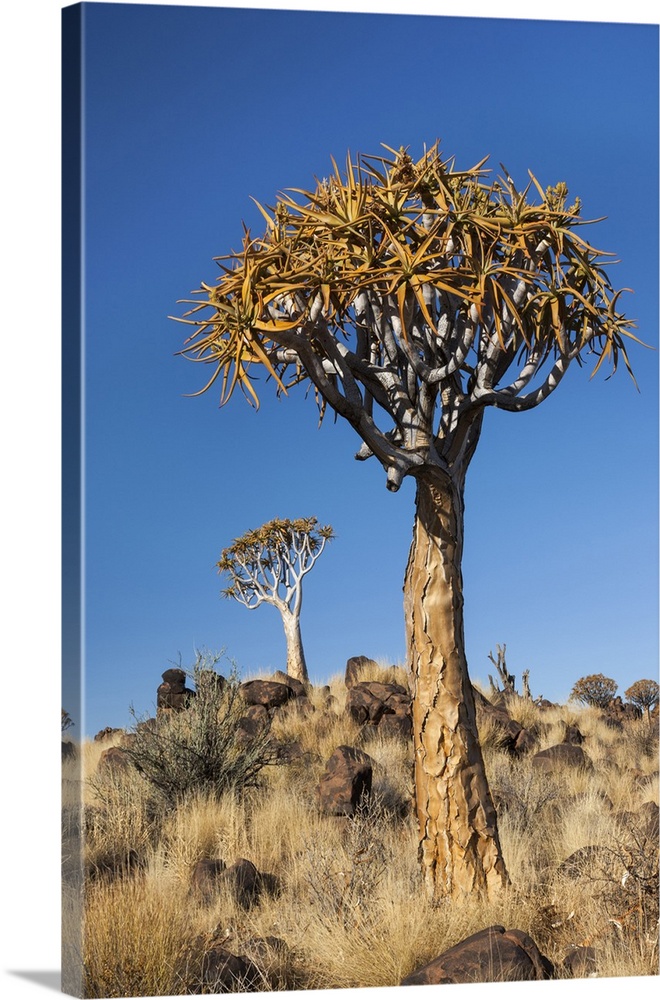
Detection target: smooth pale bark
<box><xmin>404</xmin><ymin>468</ymin><xmax>509</xmax><ymax>902</ymax></box>
<box><xmin>281</xmin><ymin>607</ymin><xmax>308</xmax><ymax>683</ymax></box>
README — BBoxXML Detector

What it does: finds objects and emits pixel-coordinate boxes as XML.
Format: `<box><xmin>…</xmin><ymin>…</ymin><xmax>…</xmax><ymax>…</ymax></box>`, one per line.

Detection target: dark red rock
<box><xmin>379</xmin><ymin>713</ymin><xmax>413</xmax><ymax>740</ymax></box>
<box><xmin>346</xmin><ymin>685</ymin><xmax>386</xmax><ymax>725</ymax></box>
<box><xmin>94</xmin><ymin>726</ymin><xmax>123</xmax><ymax>742</ymax></box>
<box><xmin>200</xmin><ymin>947</ymin><xmax>262</xmax><ymax>992</ymax></box>
<box><xmin>240</xmin><ymin>679</ymin><xmax>294</xmax><ymax>709</ymax></box>
<box><xmin>219</xmin><ymin>858</ymin><xmax>279</xmax><ymax>909</ymax></box>
<box><xmin>562</xmin><ymin>946</ymin><xmax>597</xmax><ymax>976</ymax></box>
<box><xmin>98</xmin><ymin>746</ymin><xmax>132</xmax><ymax>773</ymax></box>
<box><xmin>532</xmin><ymin>743</ymin><xmax>592</xmax><ymax>773</ymax></box>
<box><xmin>270</xmin><ymin>670</ymin><xmax>307</xmax><ymax>698</ymax></box>
<box><xmin>345</xmin><ymin>655</ymin><xmax>379</xmax><ymax>689</ymax></box>
<box><xmin>317</xmin><ymin>745</ymin><xmax>374</xmax><ymax>816</ymax></box>
<box><xmin>513</xmin><ymin>728</ymin><xmax>538</xmax><ymax>754</ymax></box>
<box><xmin>401</xmin><ymin>926</ymin><xmax>554</xmax><ymax>985</ymax></box>
<box><xmin>191</xmin><ymin>858</ymin><xmax>227</xmax><ymax>898</ymax></box>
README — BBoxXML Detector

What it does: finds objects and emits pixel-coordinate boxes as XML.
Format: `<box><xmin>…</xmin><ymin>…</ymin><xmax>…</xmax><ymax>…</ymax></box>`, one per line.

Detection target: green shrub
<box><xmin>119</xmin><ymin>651</ymin><xmax>280</xmax><ymax>806</ymax></box>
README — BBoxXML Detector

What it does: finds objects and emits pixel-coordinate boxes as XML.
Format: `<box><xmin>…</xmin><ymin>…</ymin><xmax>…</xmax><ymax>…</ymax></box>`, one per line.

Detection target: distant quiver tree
<box><xmin>174</xmin><ymin>142</ymin><xmax>639</xmax><ymax>901</ymax></box>
<box><xmin>217</xmin><ymin>516</ymin><xmax>334</xmax><ymax>683</ymax></box>
<box><xmin>570</xmin><ymin>672</ymin><xmax>618</xmax><ymax>709</ymax></box>
<box><xmin>625</xmin><ymin>678</ymin><xmax>659</xmax><ymax>724</ymax></box>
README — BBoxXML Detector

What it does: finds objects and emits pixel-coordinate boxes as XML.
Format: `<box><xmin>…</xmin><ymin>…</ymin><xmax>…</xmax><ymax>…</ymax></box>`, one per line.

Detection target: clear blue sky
<box><xmin>66</xmin><ymin>2</ymin><xmax>657</xmax><ymax>738</ymax></box>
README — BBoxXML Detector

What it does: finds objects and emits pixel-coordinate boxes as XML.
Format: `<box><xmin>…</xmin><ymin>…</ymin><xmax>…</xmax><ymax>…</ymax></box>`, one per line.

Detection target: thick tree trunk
<box><xmin>404</xmin><ymin>468</ymin><xmax>509</xmax><ymax>902</ymax></box>
<box><xmin>281</xmin><ymin>608</ymin><xmax>309</xmax><ymax>683</ymax></box>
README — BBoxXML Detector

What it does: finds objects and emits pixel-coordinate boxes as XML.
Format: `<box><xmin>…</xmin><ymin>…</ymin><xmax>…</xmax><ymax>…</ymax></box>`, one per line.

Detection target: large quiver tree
<box><xmin>174</xmin><ymin>142</ymin><xmax>638</xmax><ymax>900</ymax></box>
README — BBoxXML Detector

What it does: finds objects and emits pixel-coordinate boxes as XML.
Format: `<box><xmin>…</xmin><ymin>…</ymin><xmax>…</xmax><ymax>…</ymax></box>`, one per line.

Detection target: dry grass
<box><xmin>73</xmin><ymin>668</ymin><xmax>659</xmax><ymax>996</ymax></box>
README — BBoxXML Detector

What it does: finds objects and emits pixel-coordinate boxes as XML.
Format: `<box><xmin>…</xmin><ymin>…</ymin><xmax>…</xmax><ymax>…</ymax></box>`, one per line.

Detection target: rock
<box><xmin>532</xmin><ymin>743</ymin><xmax>592</xmax><ymax>773</ymax></box>
<box><xmin>161</xmin><ymin>667</ymin><xmax>187</xmax><ymax>689</ymax></box>
<box><xmin>556</xmin><ymin>844</ymin><xmax>614</xmax><ymax>880</ymax></box>
<box><xmin>638</xmin><ymin>800</ymin><xmax>659</xmax><ymax>840</ymax></box>
<box><xmin>562</xmin><ymin>945</ymin><xmax>597</xmax><ymax>976</ymax></box>
<box><xmin>196</xmin><ymin>669</ymin><xmax>226</xmax><ymax>694</ymax></box>
<box><xmin>235</xmin><ymin>716</ymin><xmax>266</xmax><ymax>746</ymax></box>
<box><xmin>317</xmin><ymin>745</ymin><xmax>374</xmax><ymax>816</ymax></box>
<box><xmin>240</xmin><ymin>679</ymin><xmax>294</xmax><ymax>710</ymax></box>
<box><xmin>157</xmin><ymin>668</ymin><xmax>195</xmax><ymax>712</ymax></box>
<box><xmin>88</xmin><ymin>848</ymin><xmax>141</xmax><ymax>882</ymax></box>
<box><xmin>97</xmin><ymin>746</ymin><xmax>132</xmax><ymax>773</ymax></box>
<box><xmin>200</xmin><ymin>946</ymin><xmax>262</xmax><ymax>992</ymax></box>
<box><xmin>563</xmin><ymin>724</ymin><xmax>584</xmax><ymax>745</ymax></box>
<box><xmin>245</xmin><ymin>704</ymin><xmax>270</xmax><ymax>727</ymax></box>
<box><xmin>346</xmin><ymin>685</ymin><xmax>386</xmax><ymax>725</ymax></box>
<box><xmin>345</xmin><ymin>655</ymin><xmax>379</xmax><ymax>688</ymax></box>
<box><xmin>473</xmin><ymin>689</ymin><xmax>526</xmax><ymax>753</ymax></box>
<box><xmin>270</xmin><ymin>671</ymin><xmax>307</xmax><ymax>698</ymax></box>
<box><xmin>94</xmin><ymin>726</ymin><xmax>123</xmax><ymax>742</ymax></box>
<box><xmin>62</xmin><ymin>740</ymin><xmax>77</xmax><ymax>760</ymax></box>
<box><xmin>401</xmin><ymin>926</ymin><xmax>553</xmax><ymax>985</ymax></box>
<box><xmin>219</xmin><ymin>858</ymin><xmax>279</xmax><ymax>909</ymax></box>
<box><xmin>378</xmin><ymin>713</ymin><xmax>413</xmax><ymax>740</ymax></box>
<box><xmin>513</xmin><ymin>728</ymin><xmax>538</xmax><ymax>754</ymax></box>
<box><xmin>191</xmin><ymin>858</ymin><xmax>227</xmax><ymax>899</ymax></box>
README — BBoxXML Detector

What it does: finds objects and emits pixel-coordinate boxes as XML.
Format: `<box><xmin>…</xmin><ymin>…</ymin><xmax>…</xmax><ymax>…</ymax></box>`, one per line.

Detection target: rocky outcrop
<box><xmin>401</xmin><ymin>926</ymin><xmax>554</xmax><ymax>985</ymax></box>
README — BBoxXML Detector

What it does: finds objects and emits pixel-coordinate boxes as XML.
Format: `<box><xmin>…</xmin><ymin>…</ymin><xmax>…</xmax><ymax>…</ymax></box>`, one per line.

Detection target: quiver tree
<box><xmin>625</xmin><ymin>679</ymin><xmax>659</xmax><ymax>724</ymax></box>
<box><xmin>217</xmin><ymin>516</ymin><xmax>334</xmax><ymax>683</ymax></box>
<box><xmin>174</xmin><ymin>142</ymin><xmax>639</xmax><ymax>901</ymax></box>
<box><xmin>570</xmin><ymin>672</ymin><xmax>618</xmax><ymax>709</ymax></box>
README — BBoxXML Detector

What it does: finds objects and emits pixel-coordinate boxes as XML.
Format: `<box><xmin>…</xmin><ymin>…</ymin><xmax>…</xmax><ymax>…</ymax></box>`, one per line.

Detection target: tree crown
<box><xmin>217</xmin><ymin>516</ymin><xmax>334</xmax><ymax>608</ymax></box>
<box><xmin>174</xmin><ymin>142</ymin><xmax>641</xmax><ymax>489</ymax></box>
<box><xmin>569</xmin><ymin>672</ymin><xmax>618</xmax><ymax>708</ymax></box>
<box><xmin>624</xmin><ymin>678</ymin><xmax>659</xmax><ymax>710</ymax></box>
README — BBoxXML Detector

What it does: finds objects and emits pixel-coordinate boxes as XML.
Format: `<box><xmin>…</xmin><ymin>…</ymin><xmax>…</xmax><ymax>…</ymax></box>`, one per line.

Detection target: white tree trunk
<box><xmin>280</xmin><ymin>607</ymin><xmax>308</xmax><ymax>683</ymax></box>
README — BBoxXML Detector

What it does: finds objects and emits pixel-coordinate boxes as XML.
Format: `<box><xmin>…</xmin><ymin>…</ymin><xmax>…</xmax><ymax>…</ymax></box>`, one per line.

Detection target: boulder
<box><xmin>563</xmin><ymin>724</ymin><xmax>584</xmax><ymax>745</ymax></box>
<box><xmin>513</xmin><ymin>728</ymin><xmax>538</xmax><ymax>754</ymax></box>
<box><xmin>401</xmin><ymin>926</ymin><xmax>554</xmax><ymax>985</ymax></box>
<box><xmin>200</xmin><ymin>946</ymin><xmax>262</xmax><ymax>992</ymax></box>
<box><xmin>62</xmin><ymin>740</ymin><xmax>77</xmax><ymax>761</ymax></box>
<box><xmin>317</xmin><ymin>745</ymin><xmax>374</xmax><ymax>816</ymax></box>
<box><xmin>562</xmin><ymin>945</ymin><xmax>597</xmax><ymax>977</ymax></box>
<box><xmin>270</xmin><ymin>670</ymin><xmax>307</xmax><ymax>698</ymax></box>
<box><xmin>378</xmin><ymin>713</ymin><xmax>412</xmax><ymax>740</ymax></box>
<box><xmin>157</xmin><ymin>668</ymin><xmax>195</xmax><ymax>712</ymax></box>
<box><xmin>219</xmin><ymin>858</ymin><xmax>279</xmax><ymax>909</ymax></box>
<box><xmin>240</xmin><ymin>679</ymin><xmax>294</xmax><ymax>710</ymax></box>
<box><xmin>532</xmin><ymin>743</ymin><xmax>592</xmax><ymax>773</ymax></box>
<box><xmin>345</xmin><ymin>655</ymin><xmax>379</xmax><ymax>688</ymax></box>
<box><xmin>94</xmin><ymin>726</ymin><xmax>123</xmax><ymax>742</ymax></box>
<box><xmin>97</xmin><ymin>745</ymin><xmax>132</xmax><ymax>773</ymax></box>
<box><xmin>556</xmin><ymin>844</ymin><xmax>614</xmax><ymax>881</ymax></box>
<box><xmin>191</xmin><ymin>858</ymin><xmax>227</xmax><ymax>899</ymax></box>
<box><xmin>346</xmin><ymin>685</ymin><xmax>386</xmax><ymax>725</ymax></box>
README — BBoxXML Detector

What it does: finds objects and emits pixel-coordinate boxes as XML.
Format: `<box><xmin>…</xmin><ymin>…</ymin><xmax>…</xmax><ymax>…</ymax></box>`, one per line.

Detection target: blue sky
<box><xmin>61</xmin><ymin>2</ymin><xmax>658</xmax><ymax>738</ymax></box>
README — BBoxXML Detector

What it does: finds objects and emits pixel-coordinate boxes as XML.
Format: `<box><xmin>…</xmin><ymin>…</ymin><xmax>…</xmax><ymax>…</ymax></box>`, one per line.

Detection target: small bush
<box><xmin>118</xmin><ymin>651</ymin><xmax>281</xmax><ymax>807</ymax></box>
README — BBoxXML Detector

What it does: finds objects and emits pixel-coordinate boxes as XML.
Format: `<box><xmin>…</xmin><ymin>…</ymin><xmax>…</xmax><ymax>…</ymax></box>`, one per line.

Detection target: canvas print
<box><xmin>61</xmin><ymin>2</ymin><xmax>659</xmax><ymax>996</ymax></box>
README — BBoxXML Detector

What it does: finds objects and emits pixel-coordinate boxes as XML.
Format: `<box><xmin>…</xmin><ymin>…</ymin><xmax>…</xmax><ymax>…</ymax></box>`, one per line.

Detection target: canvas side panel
<box><xmin>62</xmin><ymin>4</ymin><xmax>84</xmax><ymax>997</ymax></box>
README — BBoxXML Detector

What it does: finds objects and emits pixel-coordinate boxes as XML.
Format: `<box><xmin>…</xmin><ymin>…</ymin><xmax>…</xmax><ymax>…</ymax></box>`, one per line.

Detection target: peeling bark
<box><xmin>404</xmin><ymin>468</ymin><xmax>509</xmax><ymax>901</ymax></box>
<box><xmin>281</xmin><ymin>607</ymin><xmax>308</xmax><ymax>683</ymax></box>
